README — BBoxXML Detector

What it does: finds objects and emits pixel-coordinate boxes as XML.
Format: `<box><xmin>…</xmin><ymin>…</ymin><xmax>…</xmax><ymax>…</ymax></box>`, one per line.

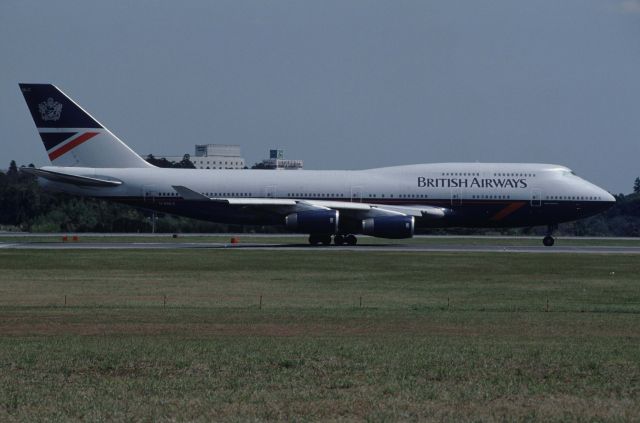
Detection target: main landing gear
<box><xmin>543</xmin><ymin>224</ymin><xmax>558</xmax><ymax>247</ymax></box>
<box><xmin>308</xmin><ymin>234</ymin><xmax>332</xmax><ymax>246</ymax></box>
<box><xmin>308</xmin><ymin>234</ymin><xmax>358</xmax><ymax>246</ymax></box>
<box><xmin>334</xmin><ymin>234</ymin><xmax>357</xmax><ymax>246</ymax></box>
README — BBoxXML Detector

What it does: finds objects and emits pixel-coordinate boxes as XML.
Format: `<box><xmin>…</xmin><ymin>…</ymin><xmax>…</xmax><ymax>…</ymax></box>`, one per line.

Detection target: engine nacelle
<box><xmin>285</xmin><ymin>210</ymin><xmax>339</xmax><ymax>234</ymax></box>
<box><xmin>361</xmin><ymin>216</ymin><xmax>414</xmax><ymax>239</ymax></box>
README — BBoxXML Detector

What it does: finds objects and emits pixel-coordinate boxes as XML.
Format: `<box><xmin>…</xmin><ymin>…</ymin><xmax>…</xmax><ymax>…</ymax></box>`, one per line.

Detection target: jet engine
<box><xmin>285</xmin><ymin>210</ymin><xmax>339</xmax><ymax>234</ymax></box>
<box><xmin>361</xmin><ymin>216</ymin><xmax>414</xmax><ymax>239</ymax></box>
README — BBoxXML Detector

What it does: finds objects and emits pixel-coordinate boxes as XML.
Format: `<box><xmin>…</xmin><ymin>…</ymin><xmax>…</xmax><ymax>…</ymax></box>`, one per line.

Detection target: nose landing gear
<box><xmin>543</xmin><ymin>224</ymin><xmax>558</xmax><ymax>247</ymax></box>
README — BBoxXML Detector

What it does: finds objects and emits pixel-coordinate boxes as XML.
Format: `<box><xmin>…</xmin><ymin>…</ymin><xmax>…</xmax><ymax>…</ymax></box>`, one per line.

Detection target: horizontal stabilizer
<box><xmin>21</xmin><ymin>167</ymin><xmax>122</xmax><ymax>187</ymax></box>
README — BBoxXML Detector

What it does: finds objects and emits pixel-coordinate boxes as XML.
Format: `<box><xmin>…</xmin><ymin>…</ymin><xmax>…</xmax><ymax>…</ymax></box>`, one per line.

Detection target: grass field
<box><xmin>0</xmin><ymin>249</ymin><xmax>639</xmax><ymax>421</ymax></box>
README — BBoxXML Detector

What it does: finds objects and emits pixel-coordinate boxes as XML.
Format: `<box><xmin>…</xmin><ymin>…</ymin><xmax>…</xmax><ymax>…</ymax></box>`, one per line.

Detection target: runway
<box><xmin>2</xmin><ymin>241</ymin><xmax>640</xmax><ymax>254</ymax></box>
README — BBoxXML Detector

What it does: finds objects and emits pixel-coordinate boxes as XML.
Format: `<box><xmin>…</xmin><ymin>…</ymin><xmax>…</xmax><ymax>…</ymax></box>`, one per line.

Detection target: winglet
<box><xmin>171</xmin><ymin>185</ymin><xmax>211</xmax><ymax>200</ymax></box>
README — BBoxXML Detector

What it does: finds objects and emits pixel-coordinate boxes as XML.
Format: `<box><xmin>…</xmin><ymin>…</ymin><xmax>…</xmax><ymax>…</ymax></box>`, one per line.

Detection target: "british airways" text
<box><xmin>417</xmin><ymin>177</ymin><xmax>528</xmax><ymax>189</ymax></box>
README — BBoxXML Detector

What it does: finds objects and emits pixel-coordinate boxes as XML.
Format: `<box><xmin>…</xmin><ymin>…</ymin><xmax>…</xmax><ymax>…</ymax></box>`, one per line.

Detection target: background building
<box><xmin>156</xmin><ymin>144</ymin><xmax>245</xmax><ymax>169</ymax></box>
<box><xmin>258</xmin><ymin>149</ymin><xmax>303</xmax><ymax>170</ymax></box>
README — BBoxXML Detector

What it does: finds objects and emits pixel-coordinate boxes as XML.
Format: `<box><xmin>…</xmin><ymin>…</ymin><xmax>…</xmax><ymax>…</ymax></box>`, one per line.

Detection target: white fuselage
<box><xmin>42</xmin><ymin>162</ymin><xmax>613</xmax><ymax>206</ymax></box>
<box><xmin>19</xmin><ymin>83</ymin><xmax>616</xmax><ymax>241</ymax></box>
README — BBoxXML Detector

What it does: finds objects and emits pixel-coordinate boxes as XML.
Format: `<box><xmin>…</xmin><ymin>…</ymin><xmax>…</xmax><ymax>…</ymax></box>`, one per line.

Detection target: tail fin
<box><xmin>19</xmin><ymin>83</ymin><xmax>151</xmax><ymax>168</ymax></box>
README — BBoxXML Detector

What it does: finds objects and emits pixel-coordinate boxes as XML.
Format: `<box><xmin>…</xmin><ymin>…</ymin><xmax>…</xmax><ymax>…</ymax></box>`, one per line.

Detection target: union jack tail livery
<box><xmin>19</xmin><ymin>83</ymin><xmax>151</xmax><ymax>168</ymax></box>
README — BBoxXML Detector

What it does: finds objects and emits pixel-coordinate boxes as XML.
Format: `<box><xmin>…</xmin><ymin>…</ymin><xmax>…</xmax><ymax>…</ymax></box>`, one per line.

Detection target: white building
<box><xmin>158</xmin><ymin>144</ymin><xmax>246</xmax><ymax>169</ymax></box>
<box><xmin>259</xmin><ymin>149</ymin><xmax>303</xmax><ymax>170</ymax></box>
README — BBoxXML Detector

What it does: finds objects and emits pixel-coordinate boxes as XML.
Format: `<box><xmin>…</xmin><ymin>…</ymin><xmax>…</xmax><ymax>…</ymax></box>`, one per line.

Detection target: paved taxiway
<box><xmin>1</xmin><ymin>241</ymin><xmax>640</xmax><ymax>254</ymax></box>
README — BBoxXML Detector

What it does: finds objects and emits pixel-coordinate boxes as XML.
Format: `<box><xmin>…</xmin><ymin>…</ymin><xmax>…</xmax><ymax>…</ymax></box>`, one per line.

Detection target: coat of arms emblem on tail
<box><xmin>38</xmin><ymin>97</ymin><xmax>62</xmax><ymax>121</ymax></box>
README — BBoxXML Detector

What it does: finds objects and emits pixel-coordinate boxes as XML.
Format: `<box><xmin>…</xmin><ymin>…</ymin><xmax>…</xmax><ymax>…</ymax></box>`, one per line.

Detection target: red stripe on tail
<box><xmin>48</xmin><ymin>132</ymin><xmax>99</xmax><ymax>161</ymax></box>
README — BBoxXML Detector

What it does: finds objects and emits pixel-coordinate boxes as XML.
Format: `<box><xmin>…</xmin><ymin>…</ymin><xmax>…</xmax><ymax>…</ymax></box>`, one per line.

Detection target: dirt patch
<box><xmin>1</xmin><ymin>317</ymin><xmax>638</xmax><ymax>338</ymax></box>
<box><xmin>0</xmin><ymin>321</ymin><xmax>470</xmax><ymax>337</ymax></box>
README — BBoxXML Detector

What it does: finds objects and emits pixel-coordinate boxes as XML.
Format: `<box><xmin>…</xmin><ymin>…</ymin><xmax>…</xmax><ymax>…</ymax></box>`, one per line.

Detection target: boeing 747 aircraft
<box><xmin>18</xmin><ymin>84</ymin><xmax>615</xmax><ymax>246</ymax></box>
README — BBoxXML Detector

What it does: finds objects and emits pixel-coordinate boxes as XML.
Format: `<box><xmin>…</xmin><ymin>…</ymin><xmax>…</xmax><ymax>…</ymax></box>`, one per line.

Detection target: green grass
<box><xmin>0</xmin><ymin>250</ymin><xmax>639</xmax><ymax>421</ymax></box>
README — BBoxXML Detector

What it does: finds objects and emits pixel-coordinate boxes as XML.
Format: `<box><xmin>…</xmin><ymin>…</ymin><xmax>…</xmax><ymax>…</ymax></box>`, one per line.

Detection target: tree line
<box><xmin>1</xmin><ymin>160</ymin><xmax>639</xmax><ymax>235</ymax></box>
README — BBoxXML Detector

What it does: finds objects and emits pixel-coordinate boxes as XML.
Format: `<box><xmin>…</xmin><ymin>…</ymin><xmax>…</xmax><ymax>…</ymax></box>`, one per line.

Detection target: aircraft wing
<box><xmin>171</xmin><ymin>185</ymin><xmax>448</xmax><ymax>219</ymax></box>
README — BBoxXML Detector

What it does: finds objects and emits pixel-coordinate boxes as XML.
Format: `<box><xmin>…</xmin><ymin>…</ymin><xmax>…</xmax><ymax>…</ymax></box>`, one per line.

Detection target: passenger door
<box><xmin>263</xmin><ymin>185</ymin><xmax>277</xmax><ymax>198</ymax></box>
<box><xmin>350</xmin><ymin>186</ymin><xmax>363</xmax><ymax>202</ymax></box>
<box><xmin>143</xmin><ymin>185</ymin><xmax>158</xmax><ymax>202</ymax></box>
<box><xmin>451</xmin><ymin>189</ymin><xmax>462</xmax><ymax>206</ymax></box>
<box><xmin>530</xmin><ymin>189</ymin><xmax>542</xmax><ymax>207</ymax></box>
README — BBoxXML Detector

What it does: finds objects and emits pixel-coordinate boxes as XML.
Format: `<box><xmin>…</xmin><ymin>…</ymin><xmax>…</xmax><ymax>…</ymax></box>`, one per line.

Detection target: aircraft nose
<box><xmin>603</xmin><ymin>191</ymin><xmax>616</xmax><ymax>204</ymax></box>
<box><xmin>595</xmin><ymin>187</ymin><xmax>616</xmax><ymax>204</ymax></box>
<box><xmin>593</xmin><ymin>187</ymin><xmax>616</xmax><ymax>214</ymax></box>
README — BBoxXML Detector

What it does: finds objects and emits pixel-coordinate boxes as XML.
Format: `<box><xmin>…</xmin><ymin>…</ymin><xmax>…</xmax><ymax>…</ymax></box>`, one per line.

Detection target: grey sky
<box><xmin>1</xmin><ymin>0</ymin><xmax>639</xmax><ymax>193</ymax></box>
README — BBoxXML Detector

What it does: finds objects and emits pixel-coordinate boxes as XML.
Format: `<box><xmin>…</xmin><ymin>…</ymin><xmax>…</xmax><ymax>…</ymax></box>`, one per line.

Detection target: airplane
<box><xmin>18</xmin><ymin>83</ymin><xmax>615</xmax><ymax>246</ymax></box>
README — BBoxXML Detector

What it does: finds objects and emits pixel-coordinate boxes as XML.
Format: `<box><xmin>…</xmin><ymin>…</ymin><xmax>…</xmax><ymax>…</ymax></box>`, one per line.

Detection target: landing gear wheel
<box><xmin>543</xmin><ymin>224</ymin><xmax>557</xmax><ymax>247</ymax></box>
<box><xmin>334</xmin><ymin>234</ymin><xmax>345</xmax><ymax>246</ymax></box>
<box><xmin>543</xmin><ymin>235</ymin><xmax>555</xmax><ymax>247</ymax></box>
<box><xmin>309</xmin><ymin>234</ymin><xmax>332</xmax><ymax>246</ymax></box>
<box><xmin>345</xmin><ymin>234</ymin><xmax>357</xmax><ymax>246</ymax></box>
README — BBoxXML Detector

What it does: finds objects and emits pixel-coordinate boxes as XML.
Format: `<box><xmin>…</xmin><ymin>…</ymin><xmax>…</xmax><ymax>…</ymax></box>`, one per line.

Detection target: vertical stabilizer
<box><xmin>19</xmin><ymin>83</ymin><xmax>151</xmax><ymax>168</ymax></box>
